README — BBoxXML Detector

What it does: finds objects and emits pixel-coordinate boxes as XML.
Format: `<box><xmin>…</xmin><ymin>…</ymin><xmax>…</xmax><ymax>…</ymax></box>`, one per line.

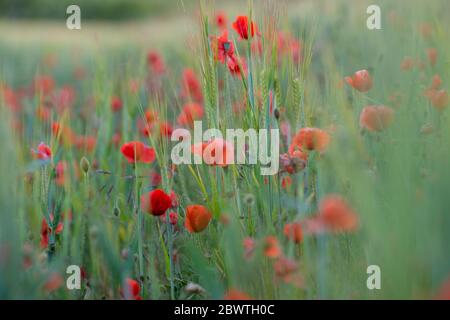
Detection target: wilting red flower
<box><xmin>359</xmin><ymin>105</ymin><xmax>394</xmax><ymax>132</ymax></box>
<box><xmin>147</xmin><ymin>50</ymin><xmax>165</xmax><ymax>75</ymax></box>
<box><xmin>232</xmin><ymin>16</ymin><xmax>259</xmax><ymax>40</ymax></box>
<box><xmin>211</xmin><ymin>30</ymin><xmax>234</xmax><ymax>64</ymax></box>
<box><xmin>141</xmin><ymin>189</ymin><xmax>172</xmax><ymax>216</ymax></box>
<box><xmin>181</xmin><ymin>68</ymin><xmax>202</xmax><ymax>102</ymax></box>
<box><xmin>111</xmin><ymin>96</ymin><xmax>123</xmax><ymax>112</ymax></box>
<box><xmin>264</xmin><ymin>236</ymin><xmax>281</xmax><ymax>259</ymax></box>
<box><xmin>185</xmin><ymin>205</ymin><xmax>212</xmax><ymax>233</ymax></box>
<box><xmin>280</xmin><ymin>152</ymin><xmax>307</xmax><ymax>174</ymax></box>
<box><xmin>167</xmin><ymin>211</ymin><xmax>178</xmax><ymax>225</ymax></box>
<box><xmin>121</xmin><ymin>278</ymin><xmax>141</xmax><ymax>300</ymax></box>
<box><xmin>215</xmin><ymin>11</ymin><xmax>227</xmax><ymax>29</ymax></box>
<box><xmin>345</xmin><ymin>69</ymin><xmax>373</xmax><ymax>92</ymax></box>
<box><xmin>191</xmin><ymin>138</ymin><xmax>234</xmax><ymax>167</ymax></box>
<box><xmin>283</xmin><ymin>223</ymin><xmax>303</xmax><ymax>244</ymax></box>
<box><xmin>40</xmin><ymin>214</ymin><xmax>64</xmax><ymax>248</ymax></box>
<box><xmin>177</xmin><ymin>103</ymin><xmax>204</xmax><ymax>127</ymax></box>
<box><xmin>305</xmin><ymin>195</ymin><xmax>359</xmax><ymax>234</ymax></box>
<box><xmin>427</xmin><ymin>48</ymin><xmax>438</xmax><ymax>66</ymax></box>
<box><xmin>120</xmin><ymin>141</ymin><xmax>156</xmax><ymax>164</ymax></box>
<box><xmin>289</xmin><ymin>128</ymin><xmax>330</xmax><ymax>153</ymax></box>
<box><xmin>32</xmin><ymin>142</ymin><xmax>52</xmax><ymax>160</ymax></box>
<box><xmin>224</xmin><ymin>289</ymin><xmax>253</xmax><ymax>300</ymax></box>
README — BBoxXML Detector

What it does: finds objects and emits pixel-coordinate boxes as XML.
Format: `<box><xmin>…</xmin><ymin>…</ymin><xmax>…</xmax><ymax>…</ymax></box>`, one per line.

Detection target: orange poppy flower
<box><xmin>345</xmin><ymin>69</ymin><xmax>373</xmax><ymax>92</ymax></box>
<box><xmin>289</xmin><ymin>127</ymin><xmax>330</xmax><ymax>153</ymax></box>
<box><xmin>305</xmin><ymin>195</ymin><xmax>359</xmax><ymax>234</ymax></box>
<box><xmin>359</xmin><ymin>105</ymin><xmax>394</xmax><ymax>132</ymax></box>
<box><xmin>264</xmin><ymin>236</ymin><xmax>281</xmax><ymax>259</ymax></box>
<box><xmin>185</xmin><ymin>205</ymin><xmax>212</xmax><ymax>233</ymax></box>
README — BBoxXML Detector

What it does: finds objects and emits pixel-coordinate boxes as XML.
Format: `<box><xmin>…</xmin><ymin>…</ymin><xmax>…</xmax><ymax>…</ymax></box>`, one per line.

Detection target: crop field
<box><xmin>0</xmin><ymin>0</ymin><xmax>449</xmax><ymax>300</ymax></box>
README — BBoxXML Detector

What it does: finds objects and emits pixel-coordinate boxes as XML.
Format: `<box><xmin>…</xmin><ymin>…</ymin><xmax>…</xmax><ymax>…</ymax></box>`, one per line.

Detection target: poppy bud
<box><xmin>274</xmin><ymin>108</ymin><xmax>280</xmax><ymax>120</ymax></box>
<box><xmin>113</xmin><ymin>206</ymin><xmax>121</xmax><ymax>217</ymax></box>
<box><xmin>80</xmin><ymin>156</ymin><xmax>90</xmax><ymax>175</ymax></box>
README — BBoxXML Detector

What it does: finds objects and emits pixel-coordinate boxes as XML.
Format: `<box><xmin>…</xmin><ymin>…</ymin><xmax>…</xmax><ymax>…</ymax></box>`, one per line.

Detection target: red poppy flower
<box><xmin>359</xmin><ymin>105</ymin><xmax>394</xmax><ymax>132</ymax></box>
<box><xmin>289</xmin><ymin>128</ymin><xmax>330</xmax><ymax>153</ymax></box>
<box><xmin>159</xmin><ymin>121</ymin><xmax>173</xmax><ymax>137</ymax></box>
<box><xmin>283</xmin><ymin>222</ymin><xmax>303</xmax><ymax>244</ymax></box>
<box><xmin>121</xmin><ymin>278</ymin><xmax>141</xmax><ymax>300</ymax></box>
<box><xmin>147</xmin><ymin>51</ymin><xmax>165</xmax><ymax>75</ymax></box>
<box><xmin>43</xmin><ymin>272</ymin><xmax>64</xmax><ymax>292</ymax></box>
<box><xmin>75</xmin><ymin>135</ymin><xmax>97</xmax><ymax>154</ymax></box>
<box><xmin>232</xmin><ymin>16</ymin><xmax>259</xmax><ymax>40</ymax></box>
<box><xmin>273</xmin><ymin>257</ymin><xmax>303</xmax><ymax>288</ymax></box>
<box><xmin>32</xmin><ymin>142</ymin><xmax>52</xmax><ymax>160</ymax></box>
<box><xmin>141</xmin><ymin>189</ymin><xmax>172</xmax><ymax>216</ymax></box>
<box><xmin>34</xmin><ymin>75</ymin><xmax>55</xmax><ymax>96</ymax></box>
<box><xmin>264</xmin><ymin>236</ymin><xmax>281</xmax><ymax>259</ymax></box>
<box><xmin>120</xmin><ymin>141</ymin><xmax>155</xmax><ymax>164</ymax></box>
<box><xmin>177</xmin><ymin>103</ymin><xmax>204</xmax><ymax>127</ymax></box>
<box><xmin>226</xmin><ymin>55</ymin><xmax>246</xmax><ymax>77</ymax></box>
<box><xmin>55</xmin><ymin>161</ymin><xmax>67</xmax><ymax>186</ymax></box>
<box><xmin>181</xmin><ymin>68</ymin><xmax>203</xmax><ymax>102</ymax></box>
<box><xmin>345</xmin><ymin>69</ymin><xmax>373</xmax><ymax>92</ymax></box>
<box><xmin>435</xmin><ymin>276</ymin><xmax>450</xmax><ymax>300</ymax></box>
<box><xmin>185</xmin><ymin>205</ymin><xmax>212</xmax><ymax>233</ymax></box>
<box><xmin>215</xmin><ymin>11</ymin><xmax>227</xmax><ymax>29</ymax></box>
<box><xmin>111</xmin><ymin>96</ymin><xmax>123</xmax><ymax>112</ymax></box>
<box><xmin>224</xmin><ymin>289</ymin><xmax>253</xmax><ymax>300</ymax></box>
<box><xmin>211</xmin><ymin>30</ymin><xmax>234</xmax><ymax>64</ymax></box>
<box><xmin>40</xmin><ymin>214</ymin><xmax>64</xmax><ymax>248</ymax></box>
<box><xmin>429</xmin><ymin>89</ymin><xmax>449</xmax><ymax>111</ymax></box>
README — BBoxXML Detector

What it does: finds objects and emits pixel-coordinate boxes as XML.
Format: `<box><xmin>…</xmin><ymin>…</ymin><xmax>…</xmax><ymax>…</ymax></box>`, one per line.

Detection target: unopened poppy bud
<box><xmin>80</xmin><ymin>156</ymin><xmax>90</xmax><ymax>174</ymax></box>
<box><xmin>274</xmin><ymin>108</ymin><xmax>280</xmax><ymax>120</ymax></box>
<box><xmin>113</xmin><ymin>206</ymin><xmax>121</xmax><ymax>217</ymax></box>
